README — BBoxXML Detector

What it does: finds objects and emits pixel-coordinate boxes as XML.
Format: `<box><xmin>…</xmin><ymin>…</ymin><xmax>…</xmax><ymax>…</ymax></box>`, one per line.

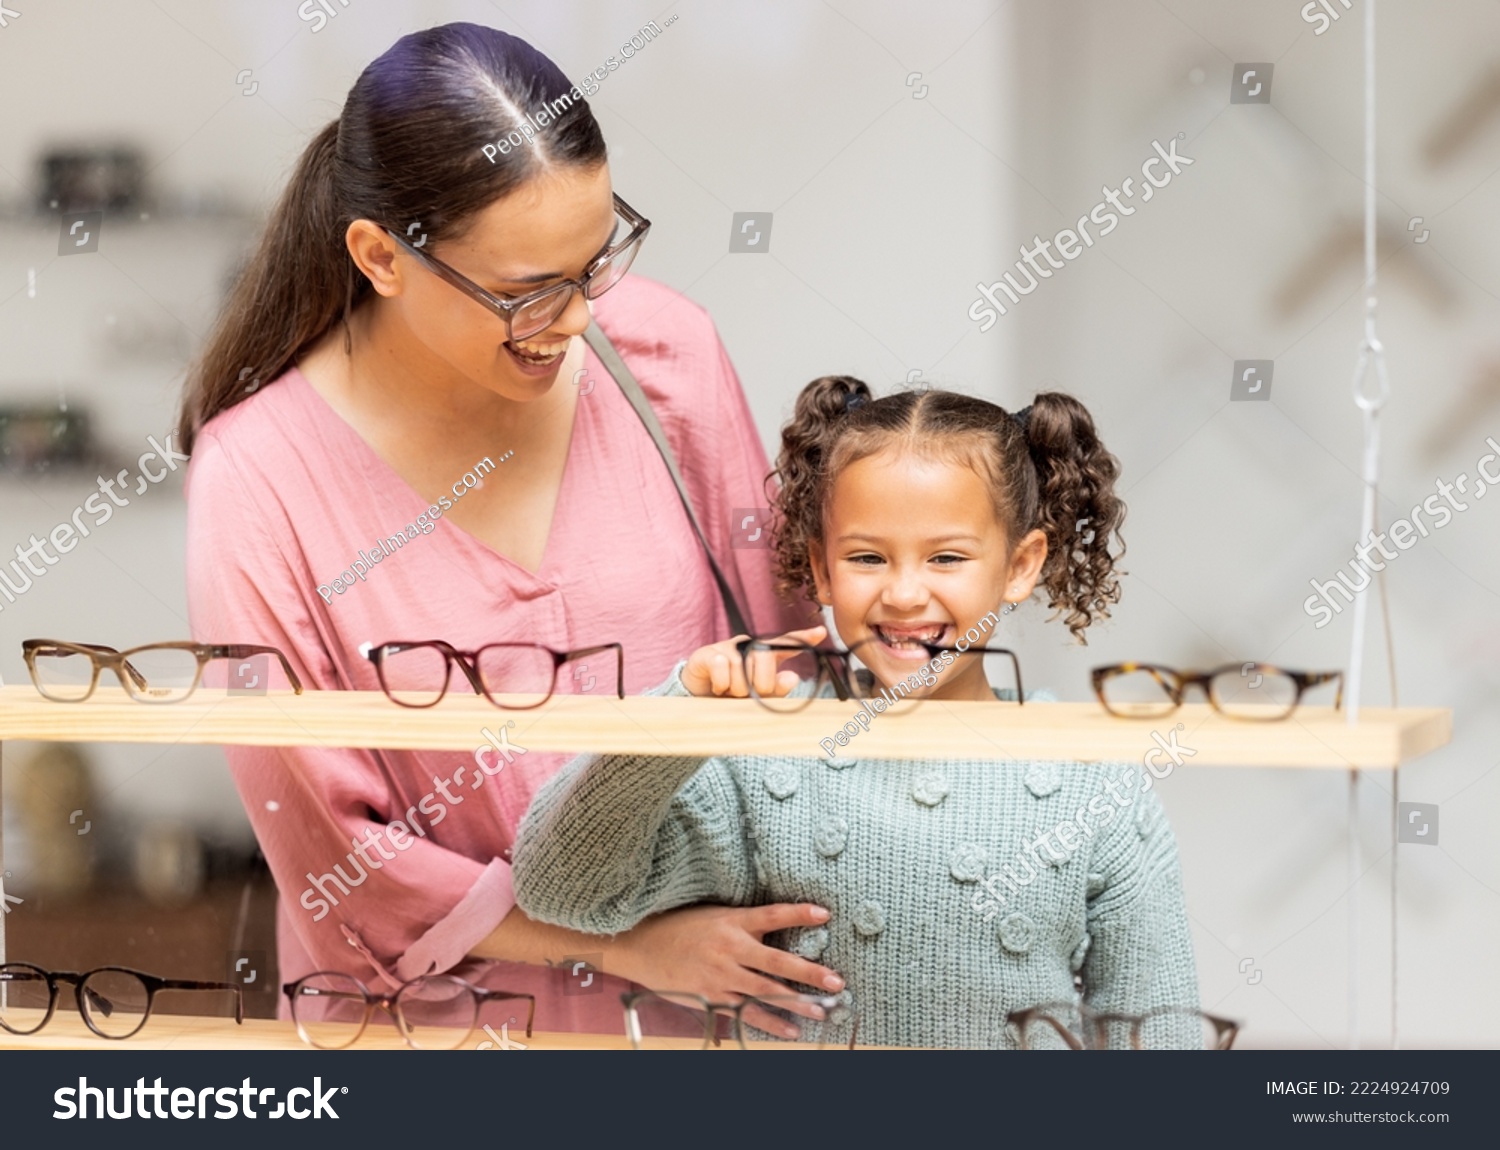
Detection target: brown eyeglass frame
<box><xmin>1007</xmin><ymin>1001</ymin><xmax>1239</xmax><ymax>1050</ymax></box>
<box><xmin>21</xmin><ymin>639</ymin><xmax>303</xmax><ymax>703</ymax></box>
<box><xmin>0</xmin><ymin>962</ymin><xmax>244</xmax><ymax>1039</ymax></box>
<box><xmin>383</xmin><ymin>193</ymin><xmax>651</xmax><ymax>343</ymax></box>
<box><xmin>362</xmin><ymin>639</ymin><xmax>625</xmax><ymax>710</ymax></box>
<box><xmin>1091</xmin><ymin>662</ymin><xmax>1342</xmax><ymax>721</ymax></box>
<box><xmin>283</xmin><ymin>971</ymin><xmax>535</xmax><ymax>1051</ymax></box>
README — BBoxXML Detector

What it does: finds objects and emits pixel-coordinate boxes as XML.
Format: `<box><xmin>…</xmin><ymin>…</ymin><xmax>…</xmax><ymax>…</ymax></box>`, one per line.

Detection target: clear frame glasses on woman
<box><xmin>621</xmin><ymin>990</ymin><xmax>859</xmax><ymax>1050</ymax></box>
<box><xmin>1007</xmin><ymin>1001</ymin><xmax>1239</xmax><ymax>1050</ymax></box>
<box><xmin>362</xmin><ymin>639</ymin><xmax>623</xmax><ymax>709</ymax></box>
<box><xmin>21</xmin><ymin>639</ymin><xmax>304</xmax><ymax>703</ymax></box>
<box><xmin>284</xmin><ymin>971</ymin><xmax>535</xmax><ymax>1050</ymax></box>
<box><xmin>734</xmin><ymin>636</ymin><xmax>1023</xmax><ymax>715</ymax></box>
<box><xmin>1091</xmin><ymin>662</ymin><xmax>1343</xmax><ymax>721</ymax></box>
<box><xmin>0</xmin><ymin>963</ymin><xmax>244</xmax><ymax>1039</ymax></box>
<box><xmin>384</xmin><ymin>193</ymin><xmax>651</xmax><ymax>343</ymax></box>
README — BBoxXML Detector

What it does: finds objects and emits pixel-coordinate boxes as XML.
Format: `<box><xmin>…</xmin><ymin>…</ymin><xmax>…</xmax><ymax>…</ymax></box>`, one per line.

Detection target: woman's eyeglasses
<box><xmin>0</xmin><ymin>963</ymin><xmax>243</xmax><ymax>1039</ymax></box>
<box><xmin>734</xmin><ymin>636</ymin><xmax>1023</xmax><ymax>714</ymax></box>
<box><xmin>362</xmin><ymin>639</ymin><xmax>623</xmax><ymax>709</ymax></box>
<box><xmin>1007</xmin><ymin>1001</ymin><xmax>1239</xmax><ymax>1050</ymax></box>
<box><xmin>20</xmin><ymin>639</ymin><xmax>303</xmax><ymax>703</ymax></box>
<box><xmin>284</xmin><ymin>971</ymin><xmax>534</xmax><ymax>1051</ymax></box>
<box><xmin>1092</xmin><ymin>662</ymin><xmax>1342</xmax><ymax>721</ymax></box>
<box><xmin>621</xmin><ymin>990</ymin><xmax>859</xmax><ymax>1050</ymax></box>
<box><xmin>384</xmin><ymin>193</ymin><xmax>650</xmax><ymax>343</ymax></box>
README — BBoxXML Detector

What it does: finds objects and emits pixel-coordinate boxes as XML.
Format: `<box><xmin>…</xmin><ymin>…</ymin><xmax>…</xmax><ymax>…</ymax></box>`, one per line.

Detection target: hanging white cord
<box><xmin>1346</xmin><ymin>0</ymin><xmax>1397</xmax><ymax>1052</ymax></box>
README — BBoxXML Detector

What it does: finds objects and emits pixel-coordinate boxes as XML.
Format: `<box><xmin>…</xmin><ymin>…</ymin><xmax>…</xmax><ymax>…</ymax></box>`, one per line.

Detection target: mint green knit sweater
<box><xmin>513</xmin><ymin>665</ymin><xmax>1200</xmax><ymax>1048</ymax></box>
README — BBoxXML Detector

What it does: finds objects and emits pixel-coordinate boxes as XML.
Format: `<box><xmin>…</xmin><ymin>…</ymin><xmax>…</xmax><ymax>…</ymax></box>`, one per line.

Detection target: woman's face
<box><xmin>808</xmin><ymin>447</ymin><xmax>1047</xmax><ymax>702</ymax></box>
<box><xmin>363</xmin><ymin>162</ymin><xmax>617</xmax><ymax>401</ymax></box>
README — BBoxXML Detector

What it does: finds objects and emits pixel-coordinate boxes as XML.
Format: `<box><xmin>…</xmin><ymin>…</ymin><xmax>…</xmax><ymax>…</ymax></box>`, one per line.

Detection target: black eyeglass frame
<box><xmin>20</xmin><ymin>639</ymin><xmax>304</xmax><ymax>703</ymax></box>
<box><xmin>383</xmin><ymin>193</ymin><xmax>651</xmax><ymax>343</ymax></box>
<box><xmin>0</xmin><ymin>962</ymin><xmax>244</xmax><ymax>1039</ymax></box>
<box><xmin>363</xmin><ymin>639</ymin><xmax>625</xmax><ymax>710</ymax></box>
<box><xmin>283</xmin><ymin>971</ymin><xmax>535</xmax><ymax>1051</ymax></box>
<box><xmin>1090</xmin><ymin>662</ymin><xmax>1343</xmax><ymax>721</ymax></box>
<box><xmin>1006</xmin><ymin>1000</ymin><xmax>1239</xmax><ymax>1050</ymax></box>
<box><xmin>620</xmin><ymin>990</ymin><xmax>859</xmax><ymax>1050</ymax></box>
<box><xmin>733</xmin><ymin>636</ymin><xmax>1024</xmax><ymax>713</ymax></box>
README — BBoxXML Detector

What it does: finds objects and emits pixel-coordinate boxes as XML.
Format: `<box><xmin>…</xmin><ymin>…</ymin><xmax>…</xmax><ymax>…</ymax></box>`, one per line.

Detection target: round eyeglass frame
<box><xmin>283</xmin><ymin>970</ymin><xmax>536</xmax><ymax>1051</ymax></box>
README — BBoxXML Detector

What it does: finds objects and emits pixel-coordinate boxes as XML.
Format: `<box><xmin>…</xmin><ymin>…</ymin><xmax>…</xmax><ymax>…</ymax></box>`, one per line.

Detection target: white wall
<box><xmin>1</xmin><ymin>0</ymin><xmax>1496</xmax><ymax>1047</ymax></box>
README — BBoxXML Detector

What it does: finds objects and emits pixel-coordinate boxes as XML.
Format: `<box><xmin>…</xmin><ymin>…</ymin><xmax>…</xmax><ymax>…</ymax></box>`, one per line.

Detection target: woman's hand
<box><xmin>681</xmin><ymin>625</ymin><xmax>827</xmax><ymax>699</ymax></box>
<box><xmin>611</xmin><ymin>902</ymin><xmax>845</xmax><ymax>1038</ymax></box>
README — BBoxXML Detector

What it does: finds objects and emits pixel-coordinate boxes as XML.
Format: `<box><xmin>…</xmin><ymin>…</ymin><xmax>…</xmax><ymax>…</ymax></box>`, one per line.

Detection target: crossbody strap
<box><xmin>582</xmin><ymin>319</ymin><xmax>751</xmax><ymax>637</ymax></box>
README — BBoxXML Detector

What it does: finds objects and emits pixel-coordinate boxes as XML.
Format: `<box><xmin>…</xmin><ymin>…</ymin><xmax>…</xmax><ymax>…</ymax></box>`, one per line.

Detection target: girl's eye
<box><xmin>931</xmin><ymin>553</ymin><xmax>968</xmax><ymax>566</ymax></box>
<box><xmin>847</xmin><ymin>553</ymin><xmax>884</xmax><ymax>566</ymax></box>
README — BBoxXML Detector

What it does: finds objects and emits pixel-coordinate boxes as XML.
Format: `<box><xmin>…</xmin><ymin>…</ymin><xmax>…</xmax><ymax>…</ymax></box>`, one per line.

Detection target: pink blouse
<box><xmin>184</xmin><ymin>275</ymin><xmax>807</xmax><ymax>1034</ymax></box>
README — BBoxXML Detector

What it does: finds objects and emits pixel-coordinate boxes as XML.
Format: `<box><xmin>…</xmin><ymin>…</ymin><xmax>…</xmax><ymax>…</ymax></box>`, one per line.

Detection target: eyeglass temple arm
<box><xmin>564</xmin><ymin>644</ymin><xmax>625</xmax><ymax>699</ymax></box>
<box><xmin>478</xmin><ymin>991</ymin><xmax>536</xmax><ymax>1037</ymax></box>
<box><xmin>159</xmin><ymin>978</ymin><xmax>246</xmax><ymax>1024</ymax></box>
<box><xmin>213</xmin><ymin>645</ymin><xmax>305</xmax><ymax>694</ymax></box>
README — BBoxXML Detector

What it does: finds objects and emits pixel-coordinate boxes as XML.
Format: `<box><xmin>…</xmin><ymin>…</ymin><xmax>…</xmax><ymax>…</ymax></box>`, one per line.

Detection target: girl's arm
<box><xmin>1081</xmin><ymin>765</ymin><xmax>1201</xmax><ymax>1043</ymax></box>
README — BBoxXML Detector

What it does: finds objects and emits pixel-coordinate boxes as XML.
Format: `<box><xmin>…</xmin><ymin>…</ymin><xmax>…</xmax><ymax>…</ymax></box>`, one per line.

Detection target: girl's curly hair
<box><xmin>768</xmin><ymin>376</ymin><xmax>1126</xmax><ymax>643</ymax></box>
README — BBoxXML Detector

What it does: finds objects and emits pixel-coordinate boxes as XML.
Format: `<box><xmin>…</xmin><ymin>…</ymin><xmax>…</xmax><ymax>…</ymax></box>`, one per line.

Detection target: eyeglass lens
<box><xmin>29</xmin><ymin>646</ymin><xmax>200</xmax><ymax>702</ymax></box>
<box><xmin>80</xmin><ymin>970</ymin><xmax>152</xmax><ymax>1038</ymax></box>
<box><xmin>0</xmin><ymin>965</ymin><xmax>51</xmax><ymax>1034</ymax></box>
<box><xmin>508</xmin><ymin>229</ymin><xmax>643</xmax><ymax>341</ymax></box>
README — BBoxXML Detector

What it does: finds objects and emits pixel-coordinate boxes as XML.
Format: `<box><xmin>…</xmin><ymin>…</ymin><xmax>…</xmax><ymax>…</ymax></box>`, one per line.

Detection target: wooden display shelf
<box><xmin>0</xmin><ymin>685</ymin><xmax>1451</xmax><ymax>768</ymax></box>
<box><xmin>0</xmin><ymin>1011</ymin><xmax>852</xmax><ymax>1051</ymax></box>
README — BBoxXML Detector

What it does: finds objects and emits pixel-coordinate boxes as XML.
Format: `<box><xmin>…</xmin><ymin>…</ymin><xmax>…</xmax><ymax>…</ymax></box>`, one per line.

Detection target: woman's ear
<box><xmin>345</xmin><ymin>219</ymin><xmax>403</xmax><ymax>298</ymax></box>
<box><xmin>1003</xmin><ymin>527</ymin><xmax>1049</xmax><ymax>602</ymax></box>
<box><xmin>808</xmin><ymin>538</ymin><xmax>832</xmax><ymax>605</ymax></box>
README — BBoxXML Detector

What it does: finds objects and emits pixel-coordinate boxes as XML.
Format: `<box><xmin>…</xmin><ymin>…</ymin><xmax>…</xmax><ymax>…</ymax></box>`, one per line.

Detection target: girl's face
<box><xmin>353</xmin><ymin>163</ymin><xmax>616</xmax><ymax>401</ymax></box>
<box><xmin>808</xmin><ymin>447</ymin><xmax>1047</xmax><ymax>702</ymax></box>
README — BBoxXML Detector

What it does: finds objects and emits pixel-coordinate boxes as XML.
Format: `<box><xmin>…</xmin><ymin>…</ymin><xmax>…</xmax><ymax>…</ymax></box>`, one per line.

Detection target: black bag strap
<box><xmin>582</xmin><ymin>319</ymin><xmax>751</xmax><ymax>637</ymax></box>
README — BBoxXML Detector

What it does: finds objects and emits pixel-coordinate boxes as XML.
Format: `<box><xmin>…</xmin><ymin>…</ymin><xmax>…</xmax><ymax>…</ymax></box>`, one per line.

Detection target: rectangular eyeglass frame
<box><xmin>21</xmin><ymin>639</ymin><xmax>304</xmax><ymax>702</ymax></box>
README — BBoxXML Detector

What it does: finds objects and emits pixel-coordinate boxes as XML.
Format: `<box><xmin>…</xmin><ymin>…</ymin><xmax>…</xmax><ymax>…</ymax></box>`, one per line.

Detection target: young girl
<box><xmin>513</xmin><ymin>377</ymin><xmax>1200</xmax><ymax>1048</ymax></box>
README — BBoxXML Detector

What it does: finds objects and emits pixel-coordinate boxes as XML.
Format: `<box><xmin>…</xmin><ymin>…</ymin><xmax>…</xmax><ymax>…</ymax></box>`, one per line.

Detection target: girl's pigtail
<box><xmin>1022</xmin><ymin>391</ymin><xmax>1126</xmax><ymax>642</ymax></box>
<box><xmin>770</xmin><ymin>375</ymin><xmax>872</xmax><ymax>605</ymax></box>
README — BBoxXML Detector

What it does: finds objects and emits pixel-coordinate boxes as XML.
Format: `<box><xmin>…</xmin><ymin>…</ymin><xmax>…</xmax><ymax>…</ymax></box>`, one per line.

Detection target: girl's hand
<box><xmin>681</xmin><ymin>625</ymin><xmax>827</xmax><ymax>699</ymax></box>
<box><xmin>611</xmin><ymin>902</ymin><xmax>846</xmax><ymax>1038</ymax></box>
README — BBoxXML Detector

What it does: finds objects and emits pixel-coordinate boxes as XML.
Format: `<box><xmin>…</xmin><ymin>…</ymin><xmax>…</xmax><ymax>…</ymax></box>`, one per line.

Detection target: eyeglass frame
<box><xmin>1091</xmin><ymin>662</ymin><xmax>1343</xmax><ymax>721</ymax></box>
<box><xmin>20</xmin><ymin>639</ymin><xmax>304</xmax><ymax>703</ymax></box>
<box><xmin>0</xmin><ymin>962</ymin><xmax>244</xmax><ymax>1039</ymax></box>
<box><xmin>383</xmin><ymin>193</ymin><xmax>651</xmax><ymax>343</ymax></box>
<box><xmin>620</xmin><ymin>989</ymin><xmax>859</xmax><ymax>1049</ymax></box>
<box><xmin>1006</xmin><ymin>1000</ymin><xmax>1239</xmax><ymax>1050</ymax></box>
<box><xmin>283</xmin><ymin>970</ymin><xmax>535</xmax><ymax>1050</ymax></box>
<box><xmin>362</xmin><ymin>639</ymin><xmax>625</xmax><ymax>709</ymax></box>
<box><xmin>734</xmin><ymin>636</ymin><xmax>1024</xmax><ymax>712</ymax></box>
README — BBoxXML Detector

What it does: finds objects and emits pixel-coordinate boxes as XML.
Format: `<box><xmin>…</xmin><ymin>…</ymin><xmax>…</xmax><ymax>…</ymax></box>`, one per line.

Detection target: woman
<box><xmin>179</xmin><ymin>23</ymin><xmax>838</xmax><ymax>1035</ymax></box>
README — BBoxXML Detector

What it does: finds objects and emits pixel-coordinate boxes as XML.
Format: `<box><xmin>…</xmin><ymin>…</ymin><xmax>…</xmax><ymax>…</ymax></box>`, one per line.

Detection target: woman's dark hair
<box><xmin>177</xmin><ymin>23</ymin><xmax>607</xmax><ymax>451</ymax></box>
<box><xmin>771</xmin><ymin>376</ymin><xmax>1126</xmax><ymax>643</ymax></box>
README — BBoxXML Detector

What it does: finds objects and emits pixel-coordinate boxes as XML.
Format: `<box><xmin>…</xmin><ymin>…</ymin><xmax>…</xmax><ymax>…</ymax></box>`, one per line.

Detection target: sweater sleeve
<box><xmin>512</xmin><ymin>664</ymin><xmax>757</xmax><ymax>934</ymax></box>
<box><xmin>1081</xmin><ymin>766</ymin><xmax>1201</xmax><ymax>1047</ymax></box>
